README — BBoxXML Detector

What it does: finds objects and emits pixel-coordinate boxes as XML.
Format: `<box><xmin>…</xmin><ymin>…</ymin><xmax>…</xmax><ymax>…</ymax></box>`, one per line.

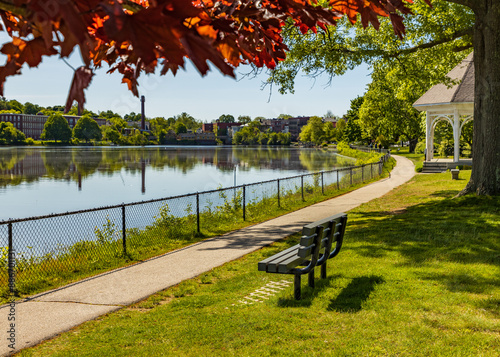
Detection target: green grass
<box><xmin>2</xmin><ymin>155</ymin><xmax>392</xmax><ymax>303</ymax></box>
<box><xmin>18</xmin><ymin>170</ymin><xmax>500</xmax><ymax>356</ymax></box>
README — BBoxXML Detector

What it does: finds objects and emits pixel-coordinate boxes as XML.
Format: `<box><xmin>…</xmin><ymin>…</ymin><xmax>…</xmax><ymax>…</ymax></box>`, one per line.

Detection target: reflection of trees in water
<box><xmin>0</xmin><ymin>147</ymin><xmax>352</xmax><ymax>188</ymax></box>
<box><xmin>299</xmin><ymin>149</ymin><xmax>355</xmax><ymax>172</ymax></box>
<box><xmin>231</xmin><ymin>147</ymin><xmax>296</xmax><ymax>171</ymax></box>
<box><xmin>0</xmin><ymin>148</ymin><xmax>27</xmax><ymax>171</ymax></box>
<box><xmin>73</xmin><ymin>149</ymin><xmax>103</xmax><ymax>177</ymax></box>
<box><xmin>42</xmin><ymin>150</ymin><xmax>72</xmax><ymax>179</ymax></box>
<box><xmin>0</xmin><ymin>148</ymin><xmax>35</xmax><ymax>187</ymax></box>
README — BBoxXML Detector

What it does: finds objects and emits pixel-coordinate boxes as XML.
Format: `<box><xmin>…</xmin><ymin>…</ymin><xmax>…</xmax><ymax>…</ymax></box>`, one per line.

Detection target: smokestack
<box><xmin>141</xmin><ymin>95</ymin><xmax>145</xmax><ymax>131</ymax></box>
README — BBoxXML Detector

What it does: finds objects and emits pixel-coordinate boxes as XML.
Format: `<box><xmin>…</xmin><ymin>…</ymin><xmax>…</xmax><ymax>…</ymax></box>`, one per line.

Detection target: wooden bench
<box><xmin>258</xmin><ymin>213</ymin><xmax>348</xmax><ymax>300</ymax></box>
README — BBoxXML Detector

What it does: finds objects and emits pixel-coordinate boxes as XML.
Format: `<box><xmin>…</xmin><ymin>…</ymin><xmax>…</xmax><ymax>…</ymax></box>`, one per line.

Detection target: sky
<box><xmin>0</xmin><ymin>35</ymin><xmax>372</xmax><ymax>123</ymax></box>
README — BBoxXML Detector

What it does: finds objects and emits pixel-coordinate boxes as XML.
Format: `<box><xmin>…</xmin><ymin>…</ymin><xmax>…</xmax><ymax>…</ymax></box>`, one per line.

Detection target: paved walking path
<box><xmin>0</xmin><ymin>155</ymin><xmax>415</xmax><ymax>356</ymax></box>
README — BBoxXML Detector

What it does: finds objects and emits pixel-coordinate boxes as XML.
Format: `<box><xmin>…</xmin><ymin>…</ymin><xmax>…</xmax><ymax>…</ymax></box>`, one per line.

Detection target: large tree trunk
<box><xmin>462</xmin><ymin>2</ymin><xmax>500</xmax><ymax>195</ymax></box>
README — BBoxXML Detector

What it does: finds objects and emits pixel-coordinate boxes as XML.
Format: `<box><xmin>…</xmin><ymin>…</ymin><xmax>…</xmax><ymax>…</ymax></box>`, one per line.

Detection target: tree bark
<box><xmin>461</xmin><ymin>2</ymin><xmax>500</xmax><ymax>195</ymax></box>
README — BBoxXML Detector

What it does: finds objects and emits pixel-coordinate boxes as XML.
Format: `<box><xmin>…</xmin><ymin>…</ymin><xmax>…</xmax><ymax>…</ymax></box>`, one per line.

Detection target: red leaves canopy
<box><xmin>0</xmin><ymin>0</ymin><xmax>418</xmax><ymax>111</ymax></box>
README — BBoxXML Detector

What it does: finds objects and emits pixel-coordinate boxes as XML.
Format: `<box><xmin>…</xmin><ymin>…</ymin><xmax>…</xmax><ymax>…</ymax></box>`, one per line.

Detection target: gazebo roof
<box><xmin>413</xmin><ymin>52</ymin><xmax>474</xmax><ymax>110</ymax></box>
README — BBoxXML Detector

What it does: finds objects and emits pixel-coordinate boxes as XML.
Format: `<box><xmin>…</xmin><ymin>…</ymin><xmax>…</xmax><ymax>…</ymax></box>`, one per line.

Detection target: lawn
<box><xmin>19</xmin><ymin>170</ymin><xmax>500</xmax><ymax>356</ymax></box>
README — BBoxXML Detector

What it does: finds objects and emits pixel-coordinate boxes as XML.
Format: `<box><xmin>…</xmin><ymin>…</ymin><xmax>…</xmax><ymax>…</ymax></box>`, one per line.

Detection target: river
<box><xmin>0</xmin><ymin>146</ymin><xmax>354</xmax><ymax>221</ymax></box>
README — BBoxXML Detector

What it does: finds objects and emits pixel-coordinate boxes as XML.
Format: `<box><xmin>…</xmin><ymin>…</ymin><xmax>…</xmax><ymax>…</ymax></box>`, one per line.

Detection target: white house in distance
<box><xmin>413</xmin><ymin>52</ymin><xmax>474</xmax><ymax>168</ymax></box>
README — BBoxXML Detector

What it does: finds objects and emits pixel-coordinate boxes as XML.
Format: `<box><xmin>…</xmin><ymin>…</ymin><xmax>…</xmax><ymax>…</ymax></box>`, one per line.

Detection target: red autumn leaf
<box><xmin>65</xmin><ymin>66</ymin><xmax>94</xmax><ymax>113</ymax></box>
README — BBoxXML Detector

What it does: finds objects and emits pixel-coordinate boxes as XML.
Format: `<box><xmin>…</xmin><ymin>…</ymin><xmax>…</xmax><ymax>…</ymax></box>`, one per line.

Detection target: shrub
<box><xmin>415</xmin><ymin>162</ymin><xmax>423</xmax><ymax>172</ymax></box>
<box><xmin>415</xmin><ymin>141</ymin><xmax>425</xmax><ymax>154</ymax></box>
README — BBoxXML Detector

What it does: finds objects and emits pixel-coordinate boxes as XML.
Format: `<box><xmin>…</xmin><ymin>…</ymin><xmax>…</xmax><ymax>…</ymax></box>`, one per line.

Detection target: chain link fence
<box><xmin>0</xmin><ymin>155</ymin><xmax>390</xmax><ymax>298</ymax></box>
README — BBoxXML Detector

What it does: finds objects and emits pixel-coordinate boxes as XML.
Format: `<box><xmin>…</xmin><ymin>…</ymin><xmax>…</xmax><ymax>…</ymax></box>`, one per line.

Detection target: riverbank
<box><xmin>12</xmin><ymin>158</ymin><xmax>500</xmax><ymax>357</ymax></box>
<box><xmin>0</xmin><ymin>155</ymin><xmax>411</xmax><ymax>355</ymax></box>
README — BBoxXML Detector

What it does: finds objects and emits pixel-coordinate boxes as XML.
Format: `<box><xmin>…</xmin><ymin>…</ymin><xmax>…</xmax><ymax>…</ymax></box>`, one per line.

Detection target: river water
<box><xmin>0</xmin><ymin>146</ymin><xmax>354</xmax><ymax>221</ymax></box>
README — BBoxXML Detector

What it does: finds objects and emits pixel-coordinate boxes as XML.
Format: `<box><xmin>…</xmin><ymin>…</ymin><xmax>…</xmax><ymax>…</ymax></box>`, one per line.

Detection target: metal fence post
<box><xmin>362</xmin><ymin>165</ymin><xmax>364</xmax><ymax>182</ymax></box>
<box><xmin>371</xmin><ymin>163</ymin><xmax>373</xmax><ymax>179</ymax></box>
<box><xmin>122</xmin><ymin>205</ymin><xmax>126</xmax><ymax>255</ymax></box>
<box><xmin>337</xmin><ymin>170</ymin><xmax>340</xmax><ymax>190</ymax></box>
<box><xmin>196</xmin><ymin>193</ymin><xmax>200</xmax><ymax>233</ymax></box>
<box><xmin>277</xmin><ymin>179</ymin><xmax>280</xmax><ymax>208</ymax></box>
<box><xmin>350</xmin><ymin>168</ymin><xmax>353</xmax><ymax>186</ymax></box>
<box><xmin>301</xmin><ymin>175</ymin><xmax>304</xmax><ymax>201</ymax></box>
<box><xmin>321</xmin><ymin>172</ymin><xmax>324</xmax><ymax>195</ymax></box>
<box><xmin>243</xmin><ymin>185</ymin><xmax>246</xmax><ymax>221</ymax></box>
<box><xmin>8</xmin><ymin>222</ymin><xmax>15</xmax><ymax>296</ymax></box>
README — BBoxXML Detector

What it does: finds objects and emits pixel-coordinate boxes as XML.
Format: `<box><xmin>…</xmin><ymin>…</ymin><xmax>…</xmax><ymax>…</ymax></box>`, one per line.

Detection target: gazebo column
<box><xmin>453</xmin><ymin>109</ymin><xmax>460</xmax><ymax>162</ymax></box>
<box><xmin>425</xmin><ymin>112</ymin><xmax>433</xmax><ymax>161</ymax></box>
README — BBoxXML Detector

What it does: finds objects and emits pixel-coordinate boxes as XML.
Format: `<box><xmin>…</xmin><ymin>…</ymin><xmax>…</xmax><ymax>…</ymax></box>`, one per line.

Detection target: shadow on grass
<box><xmin>328</xmin><ymin>275</ymin><xmax>384</xmax><ymax>313</ymax></box>
<box><xmin>429</xmin><ymin>190</ymin><xmax>463</xmax><ymax>198</ymax></box>
<box><xmin>346</xmin><ymin>195</ymin><xmax>500</xmax><ymax>292</ymax></box>
<box><xmin>277</xmin><ymin>274</ymin><xmax>342</xmax><ymax>308</ymax></box>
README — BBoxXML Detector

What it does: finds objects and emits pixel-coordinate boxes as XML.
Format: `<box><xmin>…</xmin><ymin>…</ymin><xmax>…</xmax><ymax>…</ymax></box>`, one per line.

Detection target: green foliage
<box><xmin>124</xmin><ymin>112</ymin><xmax>142</xmax><ymax>122</ymax></box>
<box><xmin>343</xmin><ymin>96</ymin><xmax>364</xmax><ymax>143</ymax></box>
<box><xmin>128</xmin><ymin>129</ymin><xmax>148</xmax><ymax>146</ymax></box>
<box><xmin>415</xmin><ymin>141</ymin><xmax>426</xmax><ymax>154</ymax></box>
<box><xmin>94</xmin><ymin>217</ymin><xmax>117</xmax><ymax>245</ymax></box>
<box><xmin>237</xmin><ymin>115</ymin><xmax>251</xmax><ymax>124</ymax></box>
<box><xmin>102</xmin><ymin>126</ymin><xmax>123</xmax><ymax>145</ymax></box>
<box><xmin>98</xmin><ymin>110</ymin><xmax>122</xmax><ymax>120</ymax></box>
<box><xmin>173</xmin><ymin>112</ymin><xmax>201</xmax><ymax>131</ymax></box>
<box><xmin>0</xmin><ymin>122</ymin><xmax>26</xmax><ymax>144</ymax></box>
<box><xmin>174</xmin><ymin>122</ymin><xmax>188</xmax><ymax>135</ymax></box>
<box><xmin>299</xmin><ymin>116</ymin><xmax>324</xmax><ymax>144</ymax></box>
<box><xmin>218</xmin><ymin>114</ymin><xmax>235</xmax><ymax>123</ymax></box>
<box><xmin>23</xmin><ymin>101</ymin><xmax>41</xmax><ymax>114</ymax></box>
<box><xmin>73</xmin><ymin>115</ymin><xmax>102</xmax><ymax>143</ymax></box>
<box><xmin>41</xmin><ymin>113</ymin><xmax>72</xmax><ymax>142</ymax></box>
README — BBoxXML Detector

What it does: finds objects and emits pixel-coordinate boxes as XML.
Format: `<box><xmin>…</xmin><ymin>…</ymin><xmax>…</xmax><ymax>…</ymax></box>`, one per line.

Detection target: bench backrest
<box><xmin>298</xmin><ymin>213</ymin><xmax>348</xmax><ymax>265</ymax></box>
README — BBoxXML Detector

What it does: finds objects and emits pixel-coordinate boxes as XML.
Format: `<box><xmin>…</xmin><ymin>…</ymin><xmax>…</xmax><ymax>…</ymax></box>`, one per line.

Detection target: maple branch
<box><xmin>440</xmin><ymin>0</ymin><xmax>474</xmax><ymax>10</ymax></box>
<box><xmin>328</xmin><ymin>26</ymin><xmax>473</xmax><ymax>58</ymax></box>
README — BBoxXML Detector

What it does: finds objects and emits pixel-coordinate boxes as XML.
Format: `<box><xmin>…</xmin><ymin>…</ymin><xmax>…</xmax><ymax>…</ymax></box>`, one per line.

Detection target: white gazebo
<box><xmin>413</xmin><ymin>52</ymin><xmax>474</xmax><ymax>164</ymax></box>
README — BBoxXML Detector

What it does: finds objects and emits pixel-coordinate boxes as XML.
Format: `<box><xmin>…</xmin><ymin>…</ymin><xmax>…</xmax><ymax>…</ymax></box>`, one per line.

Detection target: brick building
<box><xmin>0</xmin><ymin>113</ymin><xmax>107</xmax><ymax>139</ymax></box>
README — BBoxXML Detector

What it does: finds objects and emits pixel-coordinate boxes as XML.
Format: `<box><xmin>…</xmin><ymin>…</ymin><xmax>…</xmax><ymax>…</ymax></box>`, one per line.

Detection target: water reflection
<box><xmin>0</xmin><ymin>146</ymin><xmax>354</xmax><ymax>219</ymax></box>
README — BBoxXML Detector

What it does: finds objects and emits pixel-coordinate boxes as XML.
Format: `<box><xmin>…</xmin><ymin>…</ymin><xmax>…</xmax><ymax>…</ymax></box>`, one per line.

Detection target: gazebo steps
<box><xmin>422</xmin><ymin>162</ymin><xmax>449</xmax><ymax>173</ymax></box>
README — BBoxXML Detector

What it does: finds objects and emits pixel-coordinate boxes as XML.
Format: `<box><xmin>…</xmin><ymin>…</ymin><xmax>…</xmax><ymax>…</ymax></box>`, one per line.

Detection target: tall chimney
<box><xmin>140</xmin><ymin>95</ymin><xmax>145</xmax><ymax>131</ymax></box>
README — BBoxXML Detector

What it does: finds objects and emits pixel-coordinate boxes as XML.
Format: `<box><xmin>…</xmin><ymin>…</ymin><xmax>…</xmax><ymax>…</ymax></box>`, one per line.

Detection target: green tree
<box><xmin>41</xmin><ymin>113</ymin><xmax>72</xmax><ymax>142</ymax></box>
<box><xmin>102</xmin><ymin>126</ymin><xmax>122</xmax><ymax>145</ymax></box>
<box><xmin>23</xmin><ymin>102</ymin><xmax>40</xmax><ymax>114</ymax></box>
<box><xmin>323</xmin><ymin>122</ymin><xmax>336</xmax><ymax>143</ymax></box>
<box><xmin>237</xmin><ymin>115</ymin><xmax>251</xmax><ymax>124</ymax></box>
<box><xmin>108</xmin><ymin>117</ymin><xmax>128</xmax><ymax>133</ymax></box>
<box><xmin>174</xmin><ymin>112</ymin><xmax>201</xmax><ymax>130</ymax></box>
<box><xmin>299</xmin><ymin>116</ymin><xmax>324</xmax><ymax>145</ymax></box>
<box><xmin>343</xmin><ymin>96</ymin><xmax>364</xmax><ymax>143</ymax></box>
<box><xmin>98</xmin><ymin>110</ymin><xmax>122</xmax><ymax>119</ymax></box>
<box><xmin>124</xmin><ymin>112</ymin><xmax>142</xmax><ymax>122</ymax></box>
<box><xmin>277</xmin><ymin>114</ymin><xmax>292</xmax><ymax>120</ymax></box>
<box><xmin>335</xmin><ymin>119</ymin><xmax>347</xmax><ymax>142</ymax></box>
<box><xmin>175</xmin><ymin>122</ymin><xmax>188</xmax><ymax>135</ymax></box>
<box><xmin>358</xmin><ymin>63</ymin><xmax>424</xmax><ymax>151</ymax></box>
<box><xmin>73</xmin><ymin>115</ymin><xmax>103</xmax><ymax>143</ymax></box>
<box><xmin>218</xmin><ymin>114</ymin><xmax>235</xmax><ymax>123</ymax></box>
<box><xmin>0</xmin><ymin>122</ymin><xmax>26</xmax><ymax>144</ymax></box>
<box><xmin>67</xmin><ymin>104</ymin><xmax>97</xmax><ymax>117</ymax></box>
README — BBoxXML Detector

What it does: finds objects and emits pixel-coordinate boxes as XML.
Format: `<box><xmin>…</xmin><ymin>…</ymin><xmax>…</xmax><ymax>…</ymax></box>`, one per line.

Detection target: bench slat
<box><xmin>257</xmin><ymin>244</ymin><xmax>300</xmax><ymax>272</ymax></box>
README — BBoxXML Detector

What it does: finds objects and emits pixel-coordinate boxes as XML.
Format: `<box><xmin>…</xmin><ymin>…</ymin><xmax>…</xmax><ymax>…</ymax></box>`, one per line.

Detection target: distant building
<box><xmin>260</xmin><ymin>117</ymin><xmax>310</xmax><ymax>140</ymax></box>
<box><xmin>0</xmin><ymin>113</ymin><xmax>108</xmax><ymax>140</ymax></box>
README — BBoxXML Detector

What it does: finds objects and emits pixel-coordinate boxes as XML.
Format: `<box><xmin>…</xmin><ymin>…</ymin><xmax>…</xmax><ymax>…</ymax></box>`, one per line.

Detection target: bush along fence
<box><xmin>0</xmin><ymin>154</ymin><xmax>390</xmax><ymax>300</ymax></box>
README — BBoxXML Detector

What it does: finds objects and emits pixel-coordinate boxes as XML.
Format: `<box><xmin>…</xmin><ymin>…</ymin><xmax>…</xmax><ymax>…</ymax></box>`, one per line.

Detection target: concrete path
<box><xmin>0</xmin><ymin>155</ymin><xmax>415</xmax><ymax>356</ymax></box>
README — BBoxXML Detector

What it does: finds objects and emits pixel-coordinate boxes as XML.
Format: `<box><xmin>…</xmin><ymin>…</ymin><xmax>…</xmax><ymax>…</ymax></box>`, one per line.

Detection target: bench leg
<box><xmin>321</xmin><ymin>261</ymin><xmax>327</xmax><ymax>279</ymax></box>
<box><xmin>308</xmin><ymin>269</ymin><xmax>314</xmax><ymax>288</ymax></box>
<box><xmin>294</xmin><ymin>274</ymin><xmax>301</xmax><ymax>300</ymax></box>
